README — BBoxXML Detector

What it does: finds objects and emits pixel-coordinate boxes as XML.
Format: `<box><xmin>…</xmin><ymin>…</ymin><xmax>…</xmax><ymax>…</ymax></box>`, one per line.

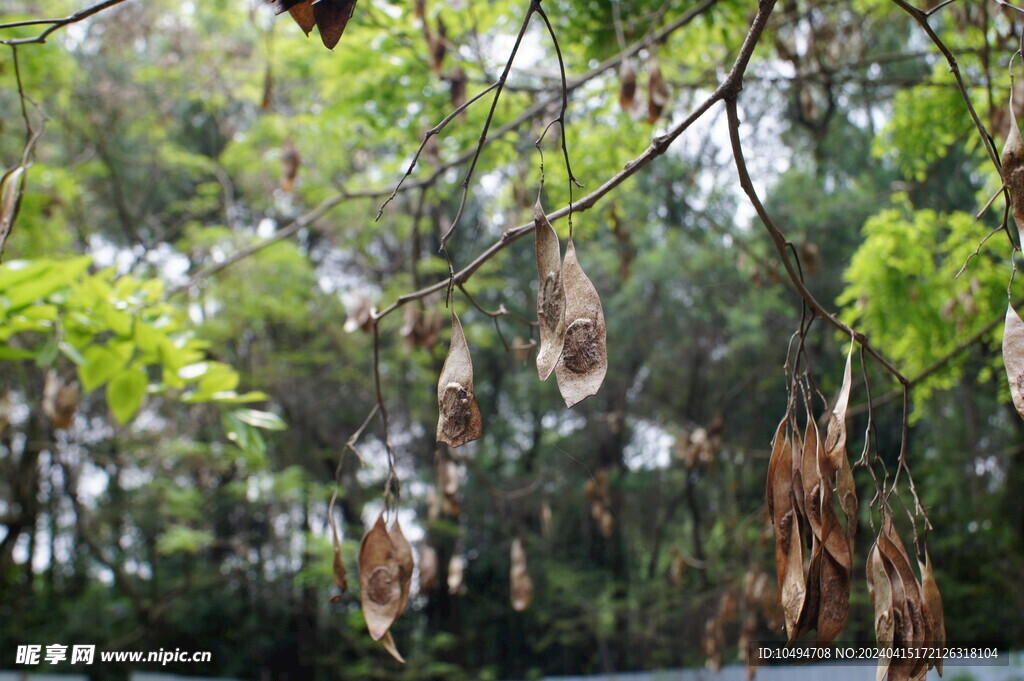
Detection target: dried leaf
<box><xmin>535</xmin><ymin>203</ymin><xmax>566</xmax><ymax>381</ymax></box>
<box><xmin>358</xmin><ymin>514</ymin><xmax>402</xmax><ymax>641</ymax></box>
<box><xmin>0</xmin><ymin>165</ymin><xmax>26</xmax><ymax>255</ymax></box>
<box><xmin>510</xmin><ymin>538</ymin><xmax>533</xmax><ymax>611</ymax></box>
<box><xmin>389</xmin><ymin>519</ymin><xmax>414</xmax><ymax>615</ymax></box>
<box><xmin>288</xmin><ymin>0</ymin><xmax>316</xmax><ymax>34</ymax></box>
<box><xmin>646</xmin><ymin>58</ymin><xmax>670</xmax><ymax>124</ymax></box>
<box><xmin>447</xmin><ymin>554</ymin><xmax>465</xmax><ymax>594</ymax></box>
<box><xmin>1003</xmin><ymin>303</ymin><xmax>1024</xmax><ymax>419</ymax></box>
<box><xmin>618</xmin><ymin>60</ymin><xmax>637</xmax><ymax>113</ymax></box>
<box><xmin>313</xmin><ymin>0</ymin><xmax>358</xmax><ymax>50</ymax></box>
<box><xmin>380</xmin><ymin>630</ymin><xmax>405</xmax><ymax>664</ymax></box>
<box><xmin>281</xmin><ymin>138</ymin><xmax>301</xmax><ymax>193</ymax></box>
<box><xmin>555</xmin><ymin>240</ymin><xmax>608</xmax><ymax>407</ymax></box>
<box><xmin>436</xmin><ymin>312</ymin><xmax>482</xmax><ymax>447</ymax></box>
<box><xmin>823</xmin><ymin>339</ymin><xmax>854</xmax><ymax>475</ymax></box>
<box><xmin>918</xmin><ymin>551</ymin><xmax>945</xmax><ymax>676</ymax></box>
<box><xmin>418</xmin><ymin>543</ymin><xmax>438</xmax><ymax>593</ymax></box>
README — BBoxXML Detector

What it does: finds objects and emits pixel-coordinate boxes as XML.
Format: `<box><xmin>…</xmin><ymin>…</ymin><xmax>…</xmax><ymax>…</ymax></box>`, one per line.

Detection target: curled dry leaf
<box><xmin>436</xmin><ymin>312</ymin><xmax>482</xmax><ymax>447</ymax></box>
<box><xmin>510</xmin><ymin>538</ymin><xmax>533</xmax><ymax>611</ymax></box>
<box><xmin>447</xmin><ymin>554</ymin><xmax>465</xmax><ymax>594</ymax></box>
<box><xmin>535</xmin><ymin>203</ymin><xmax>566</xmax><ymax>381</ymax></box>
<box><xmin>313</xmin><ymin>0</ymin><xmax>358</xmax><ymax>50</ymax></box>
<box><xmin>555</xmin><ymin>241</ymin><xmax>608</xmax><ymax>407</ymax></box>
<box><xmin>358</xmin><ymin>514</ymin><xmax>403</xmax><ymax>641</ymax></box>
<box><xmin>918</xmin><ymin>551</ymin><xmax>945</xmax><ymax>676</ymax></box>
<box><xmin>618</xmin><ymin>60</ymin><xmax>637</xmax><ymax>114</ymax></box>
<box><xmin>0</xmin><ymin>165</ymin><xmax>26</xmax><ymax>255</ymax></box>
<box><xmin>646</xmin><ymin>57</ymin><xmax>671</xmax><ymax>124</ymax></box>
<box><xmin>1002</xmin><ymin>91</ymin><xmax>1024</xmax><ymax>241</ymax></box>
<box><xmin>1003</xmin><ymin>303</ymin><xmax>1024</xmax><ymax>420</ymax></box>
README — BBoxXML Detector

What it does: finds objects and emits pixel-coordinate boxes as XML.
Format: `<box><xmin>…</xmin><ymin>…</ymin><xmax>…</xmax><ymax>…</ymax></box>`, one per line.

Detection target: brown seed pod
<box><xmin>555</xmin><ymin>241</ymin><xmax>608</xmax><ymax>407</ymax></box>
<box><xmin>867</xmin><ymin>541</ymin><xmax>895</xmax><ymax>681</ymax></box>
<box><xmin>313</xmin><ymin>0</ymin><xmax>358</xmax><ymax>50</ymax></box>
<box><xmin>535</xmin><ymin>202</ymin><xmax>566</xmax><ymax>381</ymax></box>
<box><xmin>389</xmin><ymin>519</ymin><xmax>414</xmax><ymax>616</ymax></box>
<box><xmin>358</xmin><ymin>514</ymin><xmax>403</xmax><ymax>641</ymax></box>
<box><xmin>1003</xmin><ymin>303</ymin><xmax>1024</xmax><ymax>420</ymax></box>
<box><xmin>646</xmin><ymin>57</ymin><xmax>670</xmax><ymax>124</ymax></box>
<box><xmin>1002</xmin><ymin>90</ymin><xmax>1024</xmax><ymax>242</ymax></box>
<box><xmin>281</xmin><ymin>138</ymin><xmax>301</xmax><ymax>193</ymax></box>
<box><xmin>287</xmin><ymin>0</ymin><xmax>316</xmax><ymax>35</ymax></box>
<box><xmin>331</xmin><ymin>516</ymin><xmax>348</xmax><ymax>594</ymax></box>
<box><xmin>42</xmin><ymin>371</ymin><xmax>78</xmax><ymax>431</ymax></box>
<box><xmin>918</xmin><ymin>550</ymin><xmax>946</xmax><ymax>675</ymax></box>
<box><xmin>817</xmin><ymin>549</ymin><xmax>850</xmax><ymax>643</ymax></box>
<box><xmin>418</xmin><ymin>543</ymin><xmax>439</xmax><ymax>593</ymax></box>
<box><xmin>823</xmin><ymin>340</ymin><xmax>854</xmax><ymax>476</ymax></box>
<box><xmin>510</xmin><ymin>538</ymin><xmax>533</xmax><ymax>611</ymax></box>
<box><xmin>436</xmin><ymin>312</ymin><xmax>482</xmax><ymax>447</ymax></box>
<box><xmin>781</xmin><ymin>515</ymin><xmax>806</xmax><ymax>641</ymax></box>
<box><xmin>618</xmin><ymin>59</ymin><xmax>637</xmax><ymax>114</ymax></box>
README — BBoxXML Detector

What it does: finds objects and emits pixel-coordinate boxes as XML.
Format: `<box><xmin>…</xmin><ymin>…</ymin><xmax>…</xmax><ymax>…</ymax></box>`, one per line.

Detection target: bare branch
<box><xmin>0</xmin><ymin>0</ymin><xmax>131</xmax><ymax>45</ymax></box>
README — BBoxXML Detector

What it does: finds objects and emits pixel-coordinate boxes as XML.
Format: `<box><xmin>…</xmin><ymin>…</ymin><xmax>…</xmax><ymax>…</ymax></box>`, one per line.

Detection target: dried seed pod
<box><xmin>555</xmin><ymin>241</ymin><xmax>608</xmax><ymax>407</ymax></box>
<box><xmin>418</xmin><ymin>543</ymin><xmax>439</xmax><ymax>593</ymax></box>
<box><xmin>389</xmin><ymin>519</ymin><xmax>414</xmax><ymax>615</ymax></box>
<box><xmin>918</xmin><ymin>551</ymin><xmax>945</xmax><ymax>675</ymax></box>
<box><xmin>447</xmin><ymin>554</ymin><xmax>465</xmax><ymax>594</ymax></box>
<box><xmin>823</xmin><ymin>340</ymin><xmax>854</xmax><ymax>476</ymax></box>
<box><xmin>781</xmin><ymin>514</ymin><xmax>806</xmax><ymax>641</ymax></box>
<box><xmin>380</xmin><ymin>630</ymin><xmax>405</xmax><ymax>664</ymax></box>
<box><xmin>0</xmin><ymin>165</ymin><xmax>26</xmax><ymax>254</ymax></box>
<box><xmin>535</xmin><ymin>202</ymin><xmax>566</xmax><ymax>381</ymax></box>
<box><xmin>817</xmin><ymin>549</ymin><xmax>850</xmax><ymax>643</ymax></box>
<box><xmin>436</xmin><ymin>312</ymin><xmax>482</xmax><ymax>447</ymax></box>
<box><xmin>510</xmin><ymin>538</ymin><xmax>533</xmax><ymax>611</ymax></box>
<box><xmin>867</xmin><ymin>541</ymin><xmax>895</xmax><ymax>681</ymax></box>
<box><xmin>767</xmin><ymin>419</ymin><xmax>793</xmax><ymax>596</ymax></box>
<box><xmin>1002</xmin><ymin>91</ymin><xmax>1024</xmax><ymax>241</ymax></box>
<box><xmin>42</xmin><ymin>371</ymin><xmax>78</xmax><ymax>431</ymax></box>
<box><xmin>540</xmin><ymin>501</ymin><xmax>552</xmax><ymax>538</ymax></box>
<box><xmin>313</xmin><ymin>0</ymin><xmax>358</xmax><ymax>50</ymax></box>
<box><xmin>1003</xmin><ymin>303</ymin><xmax>1024</xmax><ymax>419</ymax></box>
<box><xmin>618</xmin><ymin>59</ymin><xmax>637</xmax><ymax>113</ymax></box>
<box><xmin>331</xmin><ymin>516</ymin><xmax>348</xmax><ymax>594</ymax></box>
<box><xmin>287</xmin><ymin>0</ymin><xmax>316</xmax><ymax>34</ymax></box>
<box><xmin>358</xmin><ymin>515</ymin><xmax>402</xmax><ymax>641</ymax></box>
<box><xmin>281</xmin><ymin>138</ymin><xmax>301</xmax><ymax>193</ymax></box>
<box><xmin>646</xmin><ymin>57</ymin><xmax>670</xmax><ymax>124</ymax></box>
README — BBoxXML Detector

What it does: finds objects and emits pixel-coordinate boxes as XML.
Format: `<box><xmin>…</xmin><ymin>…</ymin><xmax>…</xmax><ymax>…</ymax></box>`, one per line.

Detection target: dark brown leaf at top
<box><xmin>1002</xmin><ymin>90</ymin><xmax>1024</xmax><ymax>240</ymax></box>
<box><xmin>436</xmin><ymin>312</ymin><xmax>482</xmax><ymax>447</ymax></box>
<box><xmin>313</xmin><ymin>0</ymin><xmax>358</xmax><ymax>49</ymax></box>
<box><xmin>535</xmin><ymin>202</ymin><xmax>565</xmax><ymax>381</ymax></box>
<box><xmin>555</xmin><ymin>240</ymin><xmax>608</xmax><ymax>407</ymax></box>
<box><xmin>288</xmin><ymin>0</ymin><xmax>316</xmax><ymax>35</ymax></box>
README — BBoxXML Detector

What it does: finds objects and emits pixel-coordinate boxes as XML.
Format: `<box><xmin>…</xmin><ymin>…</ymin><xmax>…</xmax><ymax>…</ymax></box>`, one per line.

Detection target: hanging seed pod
<box><xmin>781</xmin><ymin>515</ymin><xmax>806</xmax><ymax>641</ymax></box>
<box><xmin>287</xmin><ymin>0</ymin><xmax>316</xmax><ymax>35</ymax></box>
<box><xmin>918</xmin><ymin>551</ymin><xmax>946</xmax><ymax>676</ymax></box>
<box><xmin>418</xmin><ymin>544</ymin><xmax>439</xmax><ymax>593</ymax></box>
<box><xmin>436</xmin><ymin>312</ymin><xmax>482</xmax><ymax>447</ymax></box>
<box><xmin>618</xmin><ymin>59</ymin><xmax>637</xmax><ymax>114</ymax></box>
<box><xmin>313</xmin><ymin>0</ymin><xmax>358</xmax><ymax>50</ymax></box>
<box><xmin>1003</xmin><ymin>303</ymin><xmax>1024</xmax><ymax>419</ymax></box>
<box><xmin>447</xmin><ymin>554</ymin><xmax>465</xmax><ymax>594</ymax></box>
<box><xmin>380</xmin><ymin>630</ymin><xmax>405</xmax><ymax>664</ymax></box>
<box><xmin>281</xmin><ymin>138</ymin><xmax>301</xmax><ymax>193</ymax></box>
<box><xmin>555</xmin><ymin>241</ymin><xmax>608</xmax><ymax>407</ymax></box>
<box><xmin>1002</xmin><ymin>90</ymin><xmax>1024</xmax><ymax>242</ymax></box>
<box><xmin>389</xmin><ymin>519</ymin><xmax>415</xmax><ymax>615</ymax></box>
<box><xmin>767</xmin><ymin>418</ymin><xmax>793</xmax><ymax>596</ymax></box>
<box><xmin>867</xmin><ymin>541</ymin><xmax>896</xmax><ymax>681</ymax></box>
<box><xmin>646</xmin><ymin>57</ymin><xmax>671</xmax><ymax>124</ymax></box>
<box><xmin>331</xmin><ymin>516</ymin><xmax>348</xmax><ymax>594</ymax></box>
<box><xmin>0</xmin><ymin>165</ymin><xmax>26</xmax><ymax>254</ymax></box>
<box><xmin>510</xmin><ymin>538</ymin><xmax>533</xmax><ymax>611</ymax></box>
<box><xmin>42</xmin><ymin>371</ymin><xmax>78</xmax><ymax>431</ymax></box>
<box><xmin>358</xmin><ymin>514</ymin><xmax>403</xmax><ymax>641</ymax></box>
<box><xmin>823</xmin><ymin>340</ymin><xmax>854</xmax><ymax>475</ymax></box>
<box><xmin>535</xmin><ymin>202</ymin><xmax>566</xmax><ymax>381</ymax></box>
<box><xmin>540</xmin><ymin>501</ymin><xmax>552</xmax><ymax>538</ymax></box>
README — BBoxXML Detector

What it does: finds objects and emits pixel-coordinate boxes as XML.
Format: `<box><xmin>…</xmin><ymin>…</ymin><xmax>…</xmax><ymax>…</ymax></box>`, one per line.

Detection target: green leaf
<box><xmin>35</xmin><ymin>338</ymin><xmax>58</xmax><ymax>367</ymax></box>
<box><xmin>58</xmin><ymin>341</ymin><xmax>87</xmax><ymax>366</ymax></box>
<box><xmin>106</xmin><ymin>366</ymin><xmax>148</xmax><ymax>423</ymax></box>
<box><xmin>222</xmin><ymin>410</ymin><xmax>266</xmax><ymax>459</ymax></box>
<box><xmin>232</xmin><ymin>408</ymin><xmax>287</xmax><ymax>431</ymax></box>
<box><xmin>0</xmin><ymin>346</ymin><xmax>36</xmax><ymax>360</ymax></box>
<box><xmin>79</xmin><ymin>345</ymin><xmax>127</xmax><ymax>392</ymax></box>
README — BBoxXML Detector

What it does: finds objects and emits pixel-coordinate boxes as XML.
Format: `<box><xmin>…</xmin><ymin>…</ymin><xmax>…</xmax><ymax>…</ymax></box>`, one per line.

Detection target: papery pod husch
<box><xmin>823</xmin><ymin>340</ymin><xmax>854</xmax><ymax>475</ymax></box>
<box><xmin>1002</xmin><ymin>91</ymin><xmax>1024</xmax><ymax>241</ymax></box>
<box><xmin>447</xmin><ymin>554</ymin><xmax>465</xmax><ymax>594</ymax></box>
<box><xmin>535</xmin><ymin>202</ymin><xmax>566</xmax><ymax>381</ymax></box>
<box><xmin>867</xmin><ymin>541</ymin><xmax>895</xmax><ymax>681</ymax></box>
<box><xmin>358</xmin><ymin>515</ymin><xmax>403</xmax><ymax>641</ymax></box>
<box><xmin>436</xmin><ymin>312</ymin><xmax>482</xmax><ymax>447</ymax></box>
<box><xmin>618</xmin><ymin>59</ymin><xmax>637</xmax><ymax>113</ymax></box>
<box><xmin>1003</xmin><ymin>303</ymin><xmax>1024</xmax><ymax>419</ymax></box>
<box><xmin>389</xmin><ymin>519</ymin><xmax>415</xmax><ymax>615</ymax></box>
<box><xmin>330</xmin><ymin>517</ymin><xmax>348</xmax><ymax>594</ymax></box>
<box><xmin>418</xmin><ymin>544</ymin><xmax>439</xmax><ymax>593</ymax></box>
<box><xmin>646</xmin><ymin>56</ymin><xmax>671</xmax><ymax>124</ymax></box>
<box><xmin>510</xmin><ymin>538</ymin><xmax>533</xmax><ymax>611</ymax></box>
<box><xmin>918</xmin><ymin>551</ymin><xmax>946</xmax><ymax>676</ymax></box>
<box><xmin>766</xmin><ymin>418</ymin><xmax>793</xmax><ymax>596</ymax></box>
<box><xmin>555</xmin><ymin>241</ymin><xmax>608</xmax><ymax>407</ymax></box>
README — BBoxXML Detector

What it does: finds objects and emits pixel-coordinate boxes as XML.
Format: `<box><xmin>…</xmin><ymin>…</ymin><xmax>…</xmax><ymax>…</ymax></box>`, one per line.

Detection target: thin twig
<box><xmin>0</xmin><ymin>0</ymin><xmax>131</xmax><ymax>45</ymax></box>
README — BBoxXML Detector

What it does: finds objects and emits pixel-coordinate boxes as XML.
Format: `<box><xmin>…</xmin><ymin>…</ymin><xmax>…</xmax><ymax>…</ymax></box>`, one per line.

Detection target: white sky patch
<box><xmin>624</xmin><ymin>419</ymin><xmax>675</xmax><ymax>471</ymax></box>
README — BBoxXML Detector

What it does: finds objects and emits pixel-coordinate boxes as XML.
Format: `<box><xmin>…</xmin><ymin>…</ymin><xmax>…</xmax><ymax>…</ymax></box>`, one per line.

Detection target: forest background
<box><xmin>0</xmin><ymin>0</ymin><xmax>1023</xmax><ymax>679</ymax></box>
